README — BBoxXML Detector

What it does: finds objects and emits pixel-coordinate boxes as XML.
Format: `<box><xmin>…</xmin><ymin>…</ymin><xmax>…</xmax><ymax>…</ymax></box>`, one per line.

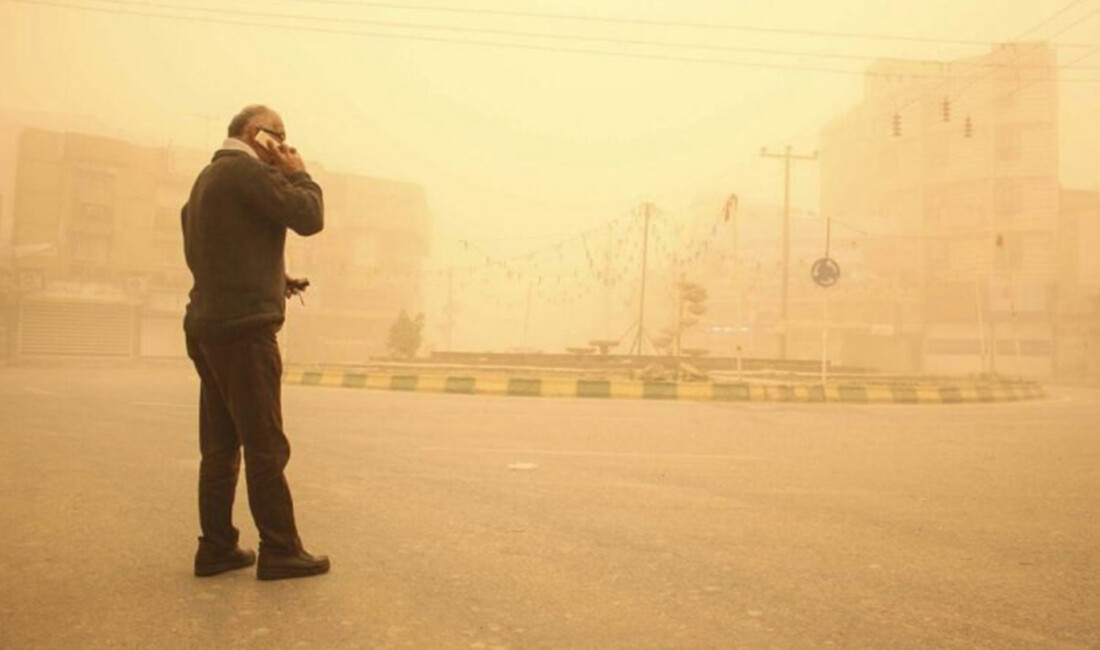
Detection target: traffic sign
<box><xmin>811</xmin><ymin>257</ymin><xmax>841</xmax><ymax>288</ymax></box>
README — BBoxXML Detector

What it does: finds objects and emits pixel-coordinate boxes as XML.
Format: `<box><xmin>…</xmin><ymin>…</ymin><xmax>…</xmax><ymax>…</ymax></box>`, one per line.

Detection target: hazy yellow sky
<box><xmin>2</xmin><ymin>0</ymin><xmax>1098</xmax><ymax>257</ymax></box>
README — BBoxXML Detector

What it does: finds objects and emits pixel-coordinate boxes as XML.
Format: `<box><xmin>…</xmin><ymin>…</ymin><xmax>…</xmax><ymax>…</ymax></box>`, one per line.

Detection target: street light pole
<box><xmin>446</xmin><ymin>266</ymin><xmax>454</xmax><ymax>351</ymax></box>
<box><xmin>522</xmin><ymin>279</ymin><xmax>533</xmax><ymax>349</ymax></box>
<box><xmin>724</xmin><ymin>194</ymin><xmax>742</xmax><ymax>377</ymax></box>
<box><xmin>821</xmin><ymin>216</ymin><xmax>832</xmax><ymax>387</ymax></box>
<box><xmin>761</xmin><ymin>145</ymin><xmax>818</xmax><ymax>359</ymax></box>
<box><xmin>630</xmin><ymin>202</ymin><xmax>653</xmax><ymax>358</ymax></box>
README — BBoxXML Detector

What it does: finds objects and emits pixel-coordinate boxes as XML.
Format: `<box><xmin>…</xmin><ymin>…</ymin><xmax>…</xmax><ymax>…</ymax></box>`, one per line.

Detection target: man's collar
<box><xmin>219</xmin><ymin>137</ymin><xmax>258</xmax><ymax>160</ymax></box>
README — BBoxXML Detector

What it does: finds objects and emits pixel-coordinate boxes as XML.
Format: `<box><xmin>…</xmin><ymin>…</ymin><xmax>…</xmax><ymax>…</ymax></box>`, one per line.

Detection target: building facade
<box><xmin>282</xmin><ymin>170</ymin><xmax>431</xmax><ymax>363</ymax></box>
<box><xmin>819</xmin><ymin>43</ymin><xmax>1097</xmax><ymax>377</ymax></box>
<box><xmin>5</xmin><ymin>128</ymin><xmax>431</xmax><ymax>362</ymax></box>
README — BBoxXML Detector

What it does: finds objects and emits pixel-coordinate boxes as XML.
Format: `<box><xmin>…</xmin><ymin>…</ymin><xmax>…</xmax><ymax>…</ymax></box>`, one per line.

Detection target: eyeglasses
<box><xmin>258</xmin><ymin>127</ymin><xmax>286</xmax><ymax>143</ymax></box>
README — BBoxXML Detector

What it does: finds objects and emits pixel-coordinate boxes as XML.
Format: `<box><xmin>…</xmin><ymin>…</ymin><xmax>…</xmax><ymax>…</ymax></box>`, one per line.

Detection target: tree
<box><xmin>674</xmin><ymin>280</ymin><xmax>709</xmax><ymax>359</ymax></box>
<box><xmin>649</xmin><ymin>279</ymin><xmax>709</xmax><ymax>380</ymax></box>
<box><xmin>653</xmin><ymin>280</ymin><xmax>709</xmax><ymax>358</ymax></box>
<box><xmin>387</xmin><ymin>310</ymin><xmax>425</xmax><ymax>358</ymax></box>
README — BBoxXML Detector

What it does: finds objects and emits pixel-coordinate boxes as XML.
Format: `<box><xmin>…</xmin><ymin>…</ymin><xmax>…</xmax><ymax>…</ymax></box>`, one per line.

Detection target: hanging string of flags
<box><xmin>352</xmin><ymin>199</ymin><xmax>768</xmax><ymax>313</ymax></box>
<box><xmin>352</xmin><ymin>193</ymin><xmax>879</xmax><ymax>321</ymax></box>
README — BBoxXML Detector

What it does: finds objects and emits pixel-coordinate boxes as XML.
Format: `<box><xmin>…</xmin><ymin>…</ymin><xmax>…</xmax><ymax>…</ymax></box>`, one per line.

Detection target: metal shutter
<box><xmin>18</xmin><ymin>300</ymin><xmax>134</xmax><ymax>357</ymax></box>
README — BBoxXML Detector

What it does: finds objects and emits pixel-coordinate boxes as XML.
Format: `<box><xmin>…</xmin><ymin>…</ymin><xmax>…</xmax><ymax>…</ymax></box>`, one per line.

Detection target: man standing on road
<box><xmin>181</xmin><ymin>104</ymin><xmax>329</xmax><ymax>580</ymax></box>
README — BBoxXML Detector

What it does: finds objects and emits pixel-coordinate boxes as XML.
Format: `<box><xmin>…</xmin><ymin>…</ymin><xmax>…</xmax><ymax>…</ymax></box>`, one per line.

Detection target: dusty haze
<box><xmin>2</xmin><ymin>0</ymin><xmax>1098</xmax><ymax>356</ymax></box>
<box><xmin>3</xmin><ymin>3</ymin><xmax>1100</xmax><ymax>649</ymax></box>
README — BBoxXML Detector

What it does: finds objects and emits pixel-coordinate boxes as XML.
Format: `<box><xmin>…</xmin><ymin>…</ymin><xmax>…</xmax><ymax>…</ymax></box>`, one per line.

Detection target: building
<box><xmin>8</xmin><ymin>129</ymin><xmax>203</xmax><ymax>359</ymax></box>
<box><xmin>1056</xmin><ymin>189</ymin><xmax>1100</xmax><ymax>376</ymax></box>
<box><xmin>820</xmin><ymin>42</ymin><xmax>1083</xmax><ymax>376</ymax></box>
<box><xmin>667</xmin><ymin>193</ymin><xmax>920</xmax><ymax>372</ymax></box>
<box><xmin>282</xmin><ymin>170</ymin><xmax>432</xmax><ymax>363</ymax></box>
<box><xmin>4</xmin><ymin>127</ymin><xmax>431</xmax><ymax>362</ymax></box>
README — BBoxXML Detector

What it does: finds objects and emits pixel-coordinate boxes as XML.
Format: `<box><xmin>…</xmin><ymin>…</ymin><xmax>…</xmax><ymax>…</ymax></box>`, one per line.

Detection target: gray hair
<box><xmin>227</xmin><ymin>104</ymin><xmax>272</xmax><ymax>138</ymax></box>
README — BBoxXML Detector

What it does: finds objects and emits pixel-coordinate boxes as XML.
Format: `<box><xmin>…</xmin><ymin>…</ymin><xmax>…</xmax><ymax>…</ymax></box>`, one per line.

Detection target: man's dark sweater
<box><xmin>182</xmin><ymin>149</ymin><xmax>324</xmax><ymax>341</ymax></box>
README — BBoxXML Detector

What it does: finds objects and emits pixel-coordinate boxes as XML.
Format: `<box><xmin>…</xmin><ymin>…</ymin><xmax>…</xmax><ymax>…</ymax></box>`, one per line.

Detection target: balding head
<box><xmin>227</xmin><ymin>104</ymin><xmax>274</xmax><ymax>139</ymax></box>
<box><xmin>226</xmin><ymin>104</ymin><xmax>286</xmax><ymax>164</ymax></box>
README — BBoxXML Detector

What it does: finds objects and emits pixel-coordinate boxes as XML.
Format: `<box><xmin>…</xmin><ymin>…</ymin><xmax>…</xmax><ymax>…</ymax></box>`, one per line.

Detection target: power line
<box><xmin>877</xmin><ymin>0</ymin><xmax>1100</xmax><ymax>134</ymax></box>
<box><xmin>804</xmin><ymin>0</ymin><xmax>1100</xmax><ymax>132</ymax></box>
<box><xmin>276</xmin><ymin>0</ymin><xmax>1100</xmax><ymax>50</ymax></box>
<box><xmin>0</xmin><ymin>0</ymin><xmax>879</xmax><ymax>76</ymax></box>
<box><xmin>948</xmin><ymin>0</ymin><xmax>1100</xmax><ymax>91</ymax></box>
<box><xmin>7</xmin><ymin>0</ymin><xmax>1100</xmax><ymax>81</ymax></box>
<box><xmin>993</xmin><ymin>43</ymin><xmax>1100</xmax><ymax>102</ymax></box>
<box><xmin>800</xmin><ymin>44</ymin><xmax>1100</xmax><ymax>159</ymax></box>
<box><xmin>785</xmin><ymin>1</ymin><xmax>1099</xmax><ymax>150</ymax></box>
<box><xmin>47</xmin><ymin>0</ymin><xmax>1100</xmax><ymax>71</ymax></box>
<box><xmin>812</xmin><ymin>0</ymin><xmax>1098</xmax><ymax>139</ymax></box>
<box><xmin>1015</xmin><ymin>0</ymin><xmax>1093</xmax><ymax>39</ymax></box>
<box><xmin>925</xmin><ymin>4</ymin><xmax>1100</xmax><ymax>110</ymax></box>
<box><xmin>1045</xmin><ymin>3</ymin><xmax>1100</xmax><ymax>40</ymax></box>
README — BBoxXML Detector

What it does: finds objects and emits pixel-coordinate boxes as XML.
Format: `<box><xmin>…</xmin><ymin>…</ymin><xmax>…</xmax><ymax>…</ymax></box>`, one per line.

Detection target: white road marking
<box><xmin>507</xmin><ymin>462</ymin><xmax>539</xmax><ymax>471</ymax></box>
<box><xmin>420</xmin><ymin>446</ymin><xmax>762</xmax><ymax>461</ymax></box>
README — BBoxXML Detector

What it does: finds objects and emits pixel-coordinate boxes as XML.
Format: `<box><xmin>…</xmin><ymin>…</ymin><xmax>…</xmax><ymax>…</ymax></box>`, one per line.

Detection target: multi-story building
<box><xmin>282</xmin><ymin>170</ymin><xmax>432</xmax><ymax>363</ymax></box>
<box><xmin>5</xmin><ymin>127</ymin><xmax>431</xmax><ymax>362</ymax></box>
<box><xmin>8</xmin><ymin>129</ymin><xmax>203</xmax><ymax>358</ymax></box>
<box><xmin>821</xmin><ymin>42</ymin><xmax>1074</xmax><ymax>376</ymax></box>
<box><xmin>1057</xmin><ymin>189</ymin><xmax>1100</xmax><ymax>376</ymax></box>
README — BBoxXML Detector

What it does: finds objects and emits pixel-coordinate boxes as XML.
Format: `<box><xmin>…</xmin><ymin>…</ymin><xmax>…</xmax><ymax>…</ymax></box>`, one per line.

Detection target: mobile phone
<box><xmin>254</xmin><ymin>130</ymin><xmax>279</xmax><ymax>152</ymax></box>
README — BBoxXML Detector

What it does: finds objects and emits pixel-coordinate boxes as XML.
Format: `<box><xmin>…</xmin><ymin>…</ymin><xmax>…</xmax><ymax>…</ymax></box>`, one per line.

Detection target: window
<box><xmin>995</xmin><ymin>125</ymin><xmax>1022</xmax><ymax>161</ymax></box>
<box><xmin>994</xmin><ymin>233</ymin><xmax>1023</xmax><ymax>272</ymax></box>
<box><xmin>73</xmin><ymin>203</ymin><xmax>114</xmax><ymax>233</ymax></box>
<box><xmin>924</xmin><ymin>134</ymin><xmax>950</xmax><ymax>170</ymax></box>
<box><xmin>926</xmin><ymin>240</ymin><xmax>949</xmax><ymax>268</ymax></box>
<box><xmin>923</xmin><ymin>201</ymin><xmax>941</xmax><ymax>230</ymax></box>
<box><xmin>73</xmin><ymin>167</ymin><xmax>116</xmax><ymax>204</ymax></box>
<box><xmin>994</xmin><ymin>180</ymin><xmax>1022</xmax><ymax>222</ymax></box>
<box><xmin>70</xmin><ymin>232</ymin><xmax>111</xmax><ymax>264</ymax></box>
<box><xmin>996</xmin><ymin>339</ymin><xmax>1051</xmax><ymax>356</ymax></box>
<box><xmin>994</xmin><ymin>73</ymin><xmax>1022</xmax><ymax>108</ymax></box>
<box><xmin>879</xmin><ymin>145</ymin><xmax>899</xmax><ymax>177</ymax></box>
<box><xmin>17</xmin><ymin>269</ymin><xmax>45</xmax><ymax>290</ymax></box>
<box><xmin>926</xmin><ymin>339</ymin><xmax>982</xmax><ymax>355</ymax></box>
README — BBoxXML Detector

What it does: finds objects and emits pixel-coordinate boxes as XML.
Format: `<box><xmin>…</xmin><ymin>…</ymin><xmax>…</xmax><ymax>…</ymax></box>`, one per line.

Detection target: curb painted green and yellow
<box><xmin>282</xmin><ymin>366</ymin><xmax>1045</xmax><ymax>404</ymax></box>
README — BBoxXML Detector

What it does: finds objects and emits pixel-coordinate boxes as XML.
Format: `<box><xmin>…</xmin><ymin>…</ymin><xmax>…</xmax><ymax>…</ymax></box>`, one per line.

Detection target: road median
<box><xmin>282</xmin><ymin>366</ymin><xmax>1045</xmax><ymax>404</ymax></box>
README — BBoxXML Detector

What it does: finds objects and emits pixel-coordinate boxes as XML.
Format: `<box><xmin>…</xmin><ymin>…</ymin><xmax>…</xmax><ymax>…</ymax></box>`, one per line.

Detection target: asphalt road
<box><xmin>1</xmin><ymin>363</ymin><xmax>1097</xmax><ymax>650</ymax></box>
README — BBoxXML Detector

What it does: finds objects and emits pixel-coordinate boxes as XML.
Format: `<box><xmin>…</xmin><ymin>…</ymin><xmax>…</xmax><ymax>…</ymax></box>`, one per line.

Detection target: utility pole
<box><xmin>675</xmin><ymin>272</ymin><xmax>686</xmax><ymax>378</ymax></box>
<box><xmin>629</xmin><ymin>202</ymin><xmax>654</xmax><ymax>358</ymax></box>
<box><xmin>445</xmin><ymin>266</ymin><xmax>454</xmax><ymax>351</ymax></box>
<box><xmin>522</xmin><ymin>279</ymin><xmax>533</xmax><ymax>349</ymax></box>
<box><xmin>761</xmin><ymin>145</ymin><xmax>818</xmax><ymax>359</ymax></box>
<box><xmin>820</xmin><ymin>216</ymin><xmax>831</xmax><ymax>387</ymax></box>
<box><xmin>724</xmin><ymin>194</ymin><xmax>742</xmax><ymax>375</ymax></box>
<box><xmin>603</xmin><ymin>233</ymin><xmax>615</xmax><ymax>339</ymax></box>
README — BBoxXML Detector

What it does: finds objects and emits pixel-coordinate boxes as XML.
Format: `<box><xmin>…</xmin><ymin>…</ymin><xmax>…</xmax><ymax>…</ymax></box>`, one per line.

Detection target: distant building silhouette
<box><xmin>4</xmin><ymin>127</ymin><xmax>431</xmax><ymax>362</ymax></box>
<box><xmin>821</xmin><ymin>43</ymin><xmax>1100</xmax><ymax>377</ymax></box>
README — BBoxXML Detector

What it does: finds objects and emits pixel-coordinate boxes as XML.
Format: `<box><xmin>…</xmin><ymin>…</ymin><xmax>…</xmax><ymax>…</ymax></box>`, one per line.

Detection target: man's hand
<box><xmin>285</xmin><ymin>277</ymin><xmax>310</xmax><ymax>303</ymax></box>
<box><xmin>272</xmin><ymin>144</ymin><xmax>306</xmax><ymax>176</ymax></box>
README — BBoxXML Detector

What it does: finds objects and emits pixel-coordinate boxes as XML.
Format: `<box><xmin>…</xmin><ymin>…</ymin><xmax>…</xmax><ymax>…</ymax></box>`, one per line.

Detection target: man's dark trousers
<box><xmin>186</xmin><ymin>324</ymin><xmax>301</xmax><ymax>555</ymax></box>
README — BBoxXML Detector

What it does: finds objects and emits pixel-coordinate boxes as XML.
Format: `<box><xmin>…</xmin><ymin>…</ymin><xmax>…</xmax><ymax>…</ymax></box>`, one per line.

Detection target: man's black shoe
<box><xmin>257</xmin><ymin>549</ymin><xmax>330</xmax><ymax>581</ymax></box>
<box><xmin>194</xmin><ymin>545</ymin><xmax>257</xmax><ymax>577</ymax></box>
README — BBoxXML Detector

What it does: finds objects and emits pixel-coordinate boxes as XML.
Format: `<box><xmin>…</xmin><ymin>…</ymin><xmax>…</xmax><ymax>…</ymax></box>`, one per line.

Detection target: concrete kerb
<box><xmin>282</xmin><ymin>366</ymin><xmax>1046</xmax><ymax>405</ymax></box>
